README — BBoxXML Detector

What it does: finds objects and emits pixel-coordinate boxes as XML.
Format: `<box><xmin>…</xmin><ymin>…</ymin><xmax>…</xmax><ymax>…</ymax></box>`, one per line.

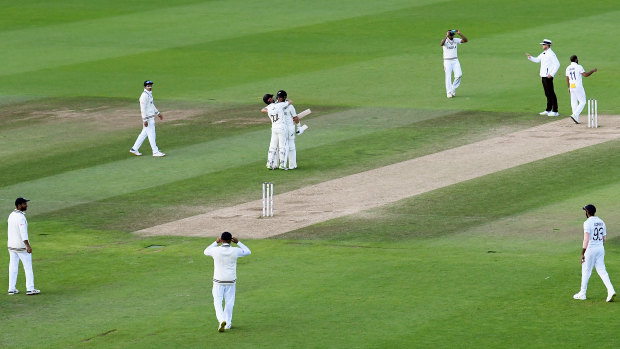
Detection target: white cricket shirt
<box><xmin>139</xmin><ymin>89</ymin><xmax>160</xmax><ymax>121</ymax></box>
<box><xmin>584</xmin><ymin>216</ymin><xmax>606</xmax><ymax>247</ymax></box>
<box><xmin>266</xmin><ymin>102</ymin><xmax>286</xmax><ymax>129</ymax></box>
<box><xmin>7</xmin><ymin>210</ymin><xmax>28</xmax><ymax>251</ymax></box>
<box><xmin>442</xmin><ymin>38</ymin><xmax>462</xmax><ymax>60</ymax></box>
<box><xmin>528</xmin><ymin>48</ymin><xmax>560</xmax><ymax>77</ymax></box>
<box><xmin>204</xmin><ymin>241</ymin><xmax>251</xmax><ymax>284</ymax></box>
<box><xmin>565</xmin><ymin>62</ymin><xmax>585</xmax><ymax>89</ymax></box>
<box><xmin>282</xmin><ymin>103</ymin><xmax>297</xmax><ymax>127</ymax></box>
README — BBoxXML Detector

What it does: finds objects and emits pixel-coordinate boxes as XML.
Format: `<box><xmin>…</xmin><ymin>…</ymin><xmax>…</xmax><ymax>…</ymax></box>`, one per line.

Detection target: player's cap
<box><xmin>276</xmin><ymin>90</ymin><xmax>287</xmax><ymax>99</ymax></box>
<box><xmin>144</xmin><ymin>80</ymin><xmax>154</xmax><ymax>86</ymax></box>
<box><xmin>263</xmin><ymin>93</ymin><xmax>274</xmax><ymax>105</ymax></box>
<box><xmin>221</xmin><ymin>231</ymin><xmax>232</xmax><ymax>241</ymax></box>
<box><xmin>583</xmin><ymin>204</ymin><xmax>596</xmax><ymax>216</ymax></box>
<box><xmin>15</xmin><ymin>197</ymin><xmax>30</xmax><ymax>206</ymax></box>
<box><xmin>539</xmin><ymin>39</ymin><xmax>552</xmax><ymax>46</ymax></box>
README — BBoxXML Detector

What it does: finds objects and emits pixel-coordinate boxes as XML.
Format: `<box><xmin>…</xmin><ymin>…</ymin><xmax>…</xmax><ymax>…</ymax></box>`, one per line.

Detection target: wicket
<box><xmin>587</xmin><ymin>98</ymin><xmax>598</xmax><ymax>128</ymax></box>
<box><xmin>262</xmin><ymin>182</ymin><xmax>273</xmax><ymax>217</ymax></box>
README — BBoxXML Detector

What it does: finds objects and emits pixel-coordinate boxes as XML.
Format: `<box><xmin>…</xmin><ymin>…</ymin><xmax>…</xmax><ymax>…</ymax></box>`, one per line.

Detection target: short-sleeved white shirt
<box><xmin>7</xmin><ymin>210</ymin><xmax>28</xmax><ymax>250</ymax></box>
<box><xmin>584</xmin><ymin>216</ymin><xmax>606</xmax><ymax>247</ymax></box>
<box><xmin>566</xmin><ymin>62</ymin><xmax>585</xmax><ymax>90</ymax></box>
<box><xmin>442</xmin><ymin>38</ymin><xmax>462</xmax><ymax>59</ymax></box>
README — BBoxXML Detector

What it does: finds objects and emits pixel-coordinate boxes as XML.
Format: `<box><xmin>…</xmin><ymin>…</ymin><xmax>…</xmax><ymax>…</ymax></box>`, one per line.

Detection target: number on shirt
<box><xmin>570</xmin><ymin>71</ymin><xmax>577</xmax><ymax>80</ymax></box>
<box><xmin>593</xmin><ymin>227</ymin><xmax>604</xmax><ymax>241</ymax></box>
<box><xmin>270</xmin><ymin>114</ymin><xmax>279</xmax><ymax>123</ymax></box>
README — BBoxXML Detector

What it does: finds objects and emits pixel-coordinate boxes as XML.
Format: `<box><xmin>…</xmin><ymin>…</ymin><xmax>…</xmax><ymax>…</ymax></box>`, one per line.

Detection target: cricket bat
<box><xmin>297</xmin><ymin>109</ymin><xmax>311</xmax><ymax>119</ymax></box>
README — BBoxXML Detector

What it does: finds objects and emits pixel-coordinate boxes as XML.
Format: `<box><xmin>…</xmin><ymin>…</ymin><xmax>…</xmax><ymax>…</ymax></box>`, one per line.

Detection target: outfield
<box><xmin>1</xmin><ymin>0</ymin><xmax>620</xmax><ymax>348</ymax></box>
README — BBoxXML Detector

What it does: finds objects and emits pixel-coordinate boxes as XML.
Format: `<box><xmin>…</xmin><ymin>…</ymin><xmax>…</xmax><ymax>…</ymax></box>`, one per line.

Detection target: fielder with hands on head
<box><xmin>204</xmin><ymin>232</ymin><xmax>251</xmax><ymax>332</ymax></box>
<box><xmin>7</xmin><ymin>198</ymin><xmax>40</xmax><ymax>295</ymax></box>
<box><xmin>129</xmin><ymin>80</ymin><xmax>166</xmax><ymax>157</ymax></box>
<box><xmin>440</xmin><ymin>29</ymin><xmax>468</xmax><ymax>98</ymax></box>
<box><xmin>573</xmin><ymin>204</ymin><xmax>616</xmax><ymax>302</ymax></box>
<box><xmin>565</xmin><ymin>55</ymin><xmax>597</xmax><ymax>124</ymax></box>
<box><xmin>526</xmin><ymin>39</ymin><xmax>560</xmax><ymax>116</ymax></box>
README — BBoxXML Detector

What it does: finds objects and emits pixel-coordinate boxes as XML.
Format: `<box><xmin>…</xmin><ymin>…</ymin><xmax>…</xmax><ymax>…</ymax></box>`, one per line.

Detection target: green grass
<box><xmin>1</xmin><ymin>0</ymin><xmax>620</xmax><ymax>348</ymax></box>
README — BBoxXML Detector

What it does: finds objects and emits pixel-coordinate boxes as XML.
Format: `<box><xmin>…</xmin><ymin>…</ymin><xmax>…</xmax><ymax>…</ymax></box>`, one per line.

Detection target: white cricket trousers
<box><xmin>443</xmin><ymin>59</ymin><xmax>462</xmax><ymax>94</ymax></box>
<box><xmin>132</xmin><ymin>118</ymin><xmax>160</xmax><ymax>154</ymax></box>
<box><xmin>267</xmin><ymin>125</ymin><xmax>288</xmax><ymax>169</ymax></box>
<box><xmin>580</xmin><ymin>245</ymin><xmax>615</xmax><ymax>295</ymax></box>
<box><xmin>212</xmin><ymin>283</ymin><xmax>236</xmax><ymax>325</ymax></box>
<box><xmin>569</xmin><ymin>87</ymin><xmax>586</xmax><ymax>121</ymax></box>
<box><xmin>8</xmin><ymin>250</ymin><xmax>34</xmax><ymax>292</ymax></box>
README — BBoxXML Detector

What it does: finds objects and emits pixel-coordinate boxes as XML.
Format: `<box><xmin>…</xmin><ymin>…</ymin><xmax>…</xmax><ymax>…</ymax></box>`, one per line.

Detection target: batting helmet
<box><xmin>263</xmin><ymin>93</ymin><xmax>274</xmax><ymax>105</ymax></box>
<box><xmin>276</xmin><ymin>90</ymin><xmax>287</xmax><ymax>99</ymax></box>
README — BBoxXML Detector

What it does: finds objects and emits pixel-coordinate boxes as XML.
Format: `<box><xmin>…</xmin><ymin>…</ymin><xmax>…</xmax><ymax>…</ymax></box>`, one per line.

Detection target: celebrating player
<box><xmin>565</xmin><ymin>55</ymin><xmax>597</xmax><ymax>124</ymax></box>
<box><xmin>261</xmin><ymin>93</ymin><xmax>289</xmax><ymax>170</ymax></box>
<box><xmin>276</xmin><ymin>90</ymin><xmax>301</xmax><ymax>170</ymax></box>
<box><xmin>573</xmin><ymin>205</ymin><xmax>616</xmax><ymax>302</ymax></box>
<box><xmin>440</xmin><ymin>29</ymin><xmax>468</xmax><ymax>98</ymax></box>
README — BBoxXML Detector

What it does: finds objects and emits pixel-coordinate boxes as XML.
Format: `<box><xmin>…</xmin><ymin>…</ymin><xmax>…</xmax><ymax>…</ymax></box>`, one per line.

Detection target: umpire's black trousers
<box><xmin>541</xmin><ymin>77</ymin><xmax>558</xmax><ymax>113</ymax></box>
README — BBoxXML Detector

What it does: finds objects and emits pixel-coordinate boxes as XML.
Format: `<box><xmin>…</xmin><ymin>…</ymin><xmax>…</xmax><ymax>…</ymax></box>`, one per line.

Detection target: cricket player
<box><xmin>573</xmin><ymin>205</ymin><xmax>616</xmax><ymax>302</ymax></box>
<box><xmin>565</xmin><ymin>55</ymin><xmax>597</xmax><ymax>124</ymax></box>
<box><xmin>276</xmin><ymin>90</ymin><xmax>301</xmax><ymax>170</ymax></box>
<box><xmin>204</xmin><ymin>232</ymin><xmax>251</xmax><ymax>332</ymax></box>
<box><xmin>7</xmin><ymin>198</ymin><xmax>40</xmax><ymax>295</ymax></box>
<box><xmin>440</xmin><ymin>29</ymin><xmax>468</xmax><ymax>98</ymax></box>
<box><xmin>130</xmin><ymin>80</ymin><xmax>165</xmax><ymax>157</ymax></box>
<box><xmin>526</xmin><ymin>39</ymin><xmax>560</xmax><ymax>116</ymax></box>
<box><xmin>262</xmin><ymin>93</ymin><xmax>290</xmax><ymax>170</ymax></box>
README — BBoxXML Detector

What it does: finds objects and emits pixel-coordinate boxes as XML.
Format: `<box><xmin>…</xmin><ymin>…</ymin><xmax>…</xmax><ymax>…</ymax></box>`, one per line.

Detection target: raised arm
<box><xmin>204</xmin><ymin>240</ymin><xmax>218</xmax><ymax>256</ymax></box>
<box><xmin>582</xmin><ymin>67</ymin><xmax>597</xmax><ymax>77</ymax></box>
<box><xmin>232</xmin><ymin>237</ymin><xmax>251</xmax><ymax>257</ymax></box>
<box><xmin>440</xmin><ymin>31</ymin><xmax>450</xmax><ymax>46</ymax></box>
<box><xmin>456</xmin><ymin>29</ymin><xmax>467</xmax><ymax>43</ymax></box>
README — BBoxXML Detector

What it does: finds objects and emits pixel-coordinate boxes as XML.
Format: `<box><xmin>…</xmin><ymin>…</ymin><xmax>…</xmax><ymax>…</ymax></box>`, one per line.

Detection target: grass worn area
<box><xmin>1</xmin><ymin>0</ymin><xmax>620</xmax><ymax>348</ymax></box>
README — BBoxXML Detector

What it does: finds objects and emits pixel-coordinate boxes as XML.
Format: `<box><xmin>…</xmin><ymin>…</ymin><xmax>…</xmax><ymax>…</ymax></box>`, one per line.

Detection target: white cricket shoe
<box><xmin>573</xmin><ymin>292</ymin><xmax>586</xmax><ymax>300</ymax></box>
<box><xmin>129</xmin><ymin>148</ymin><xmax>142</xmax><ymax>156</ymax></box>
<box><xmin>570</xmin><ymin>116</ymin><xmax>579</xmax><ymax>124</ymax></box>
<box><xmin>218</xmin><ymin>321</ymin><xmax>226</xmax><ymax>332</ymax></box>
<box><xmin>8</xmin><ymin>289</ymin><xmax>19</xmax><ymax>295</ymax></box>
<box><xmin>539</xmin><ymin>111</ymin><xmax>549</xmax><ymax>115</ymax></box>
<box><xmin>225</xmin><ymin>323</ymin><xmax>232</xmax><ymax>330</ymax></box>
<box><xmin>548</xmin><ymin>111</ymin><xmax>559</xmax><ymax>116</ymax></box>
<box><xmin>153</xmin><ymin>152</ymin><xmax>166</xmax><ymax>157</ymax></box>
<box><xmin>447</xmin><ymin>93</ymin><xmax>453</xmax><ymax>98</ymax></box>
<box><xmin>451</xmin><ymin>91</ymin><xmax>456</xmax><ymax>97</ymax></box>
<box><xmin>26</xmin><ymin>289</ymin><xmax>40</xmax><ymax>295</ymax></box>
<box><xmin>607</xmin><ymin>293</ymin><xmax>616</xmax><ymax>302</ymax></box>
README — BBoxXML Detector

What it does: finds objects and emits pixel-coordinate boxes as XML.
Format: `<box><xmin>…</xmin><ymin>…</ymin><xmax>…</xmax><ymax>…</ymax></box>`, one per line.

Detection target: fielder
<box><xmin>565</xmin><ymin>55</ymin><xmax>597</xmax><ymax>124</ymax></box>
<box><xmin>204</xmin><ymin>232</ymin><xmax>251</xmax><ymax>332</ymax></box>
<box><xmin>440</xmin><ymin>29</ymin><xmax>468</xmax><ymax>98</ymax></box>
<box><xmin>130</xmin><ymin>80</ymin><xmax>166</xmax><ymax>157</ymax></box>
<box><xmin>526</xmin><ymin>39</ymin><xmax>560</xmax><ymax>116</ymax></box>
<box><xmin>7</xmin><ymin>198</ymin><xmax>40</xmax><ymax>296</ymax></box>
<box><xmin>262</xmin><ymin>93</ymin><xmax>289</xmax><ymax>170</ymax></box>
<box><xmin>573</xmin><ymin>204</ymin><xmax>616</xmax><ymax>302</ymax></box>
